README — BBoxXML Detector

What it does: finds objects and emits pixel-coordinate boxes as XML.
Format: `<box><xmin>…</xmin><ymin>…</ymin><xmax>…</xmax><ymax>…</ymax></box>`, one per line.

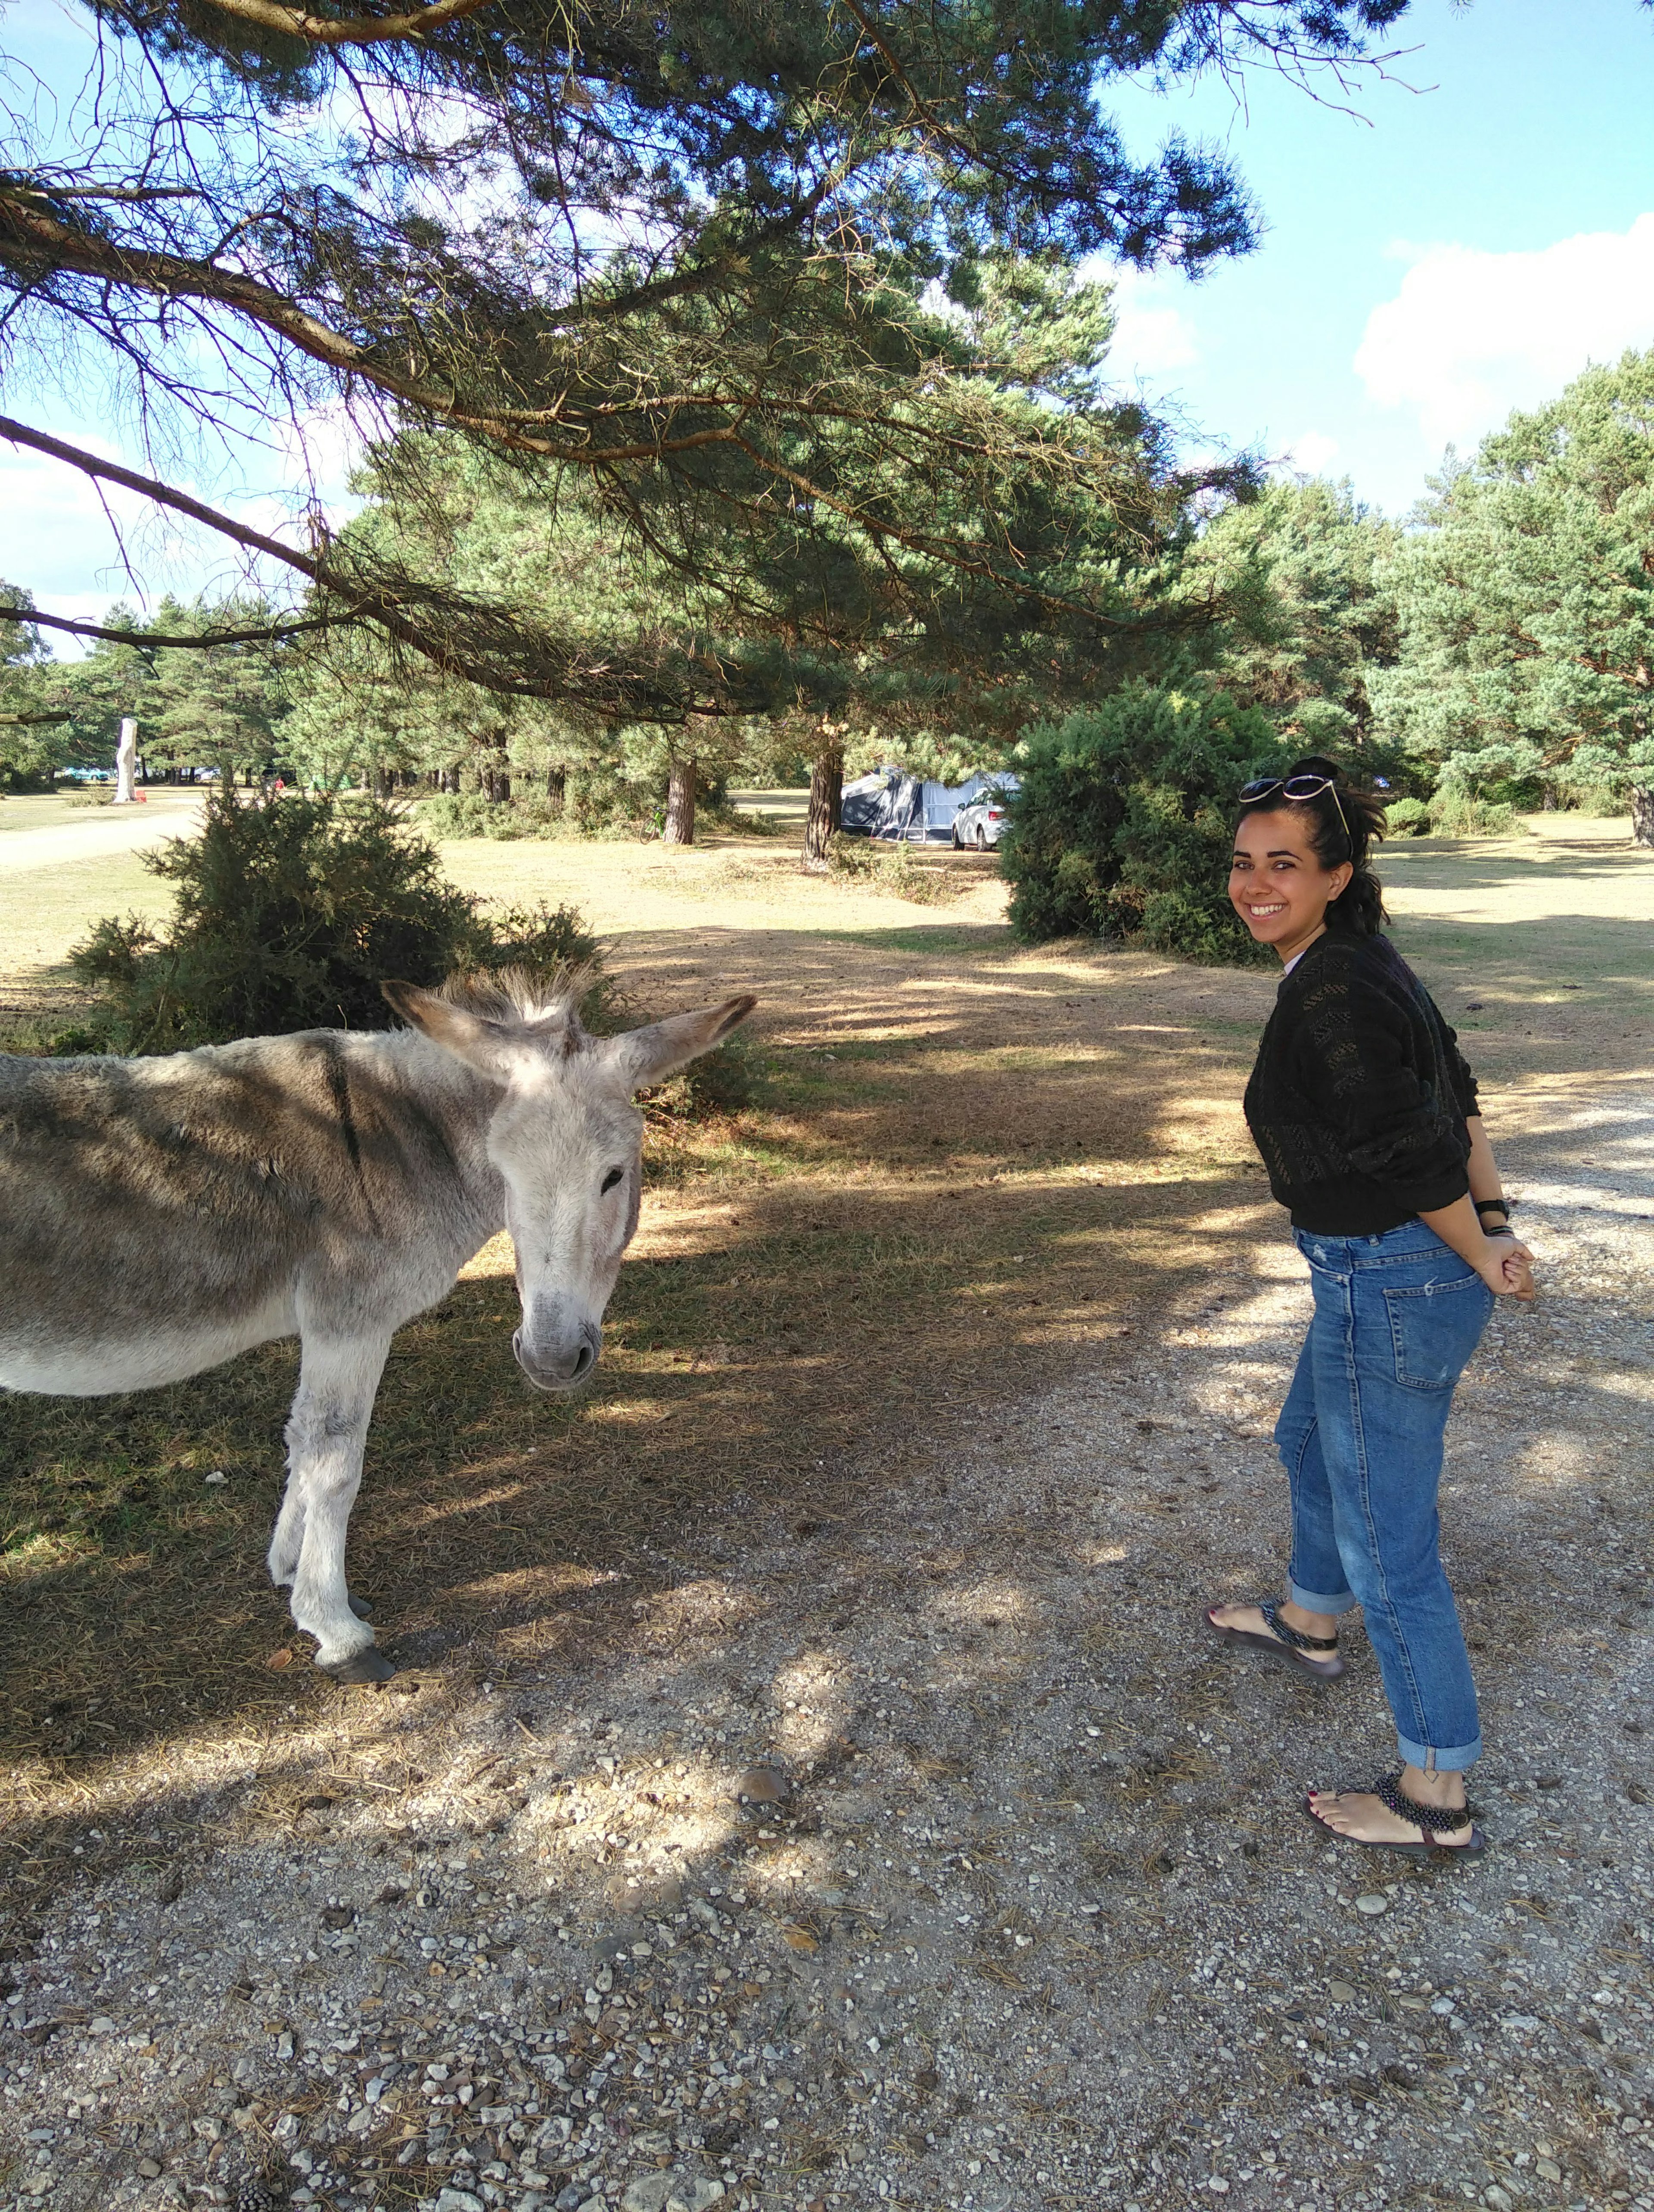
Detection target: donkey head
<box><xmin>381</xmin><ymin>972</ymin><xmax>756</xmax><ymax>1391</ymax></box>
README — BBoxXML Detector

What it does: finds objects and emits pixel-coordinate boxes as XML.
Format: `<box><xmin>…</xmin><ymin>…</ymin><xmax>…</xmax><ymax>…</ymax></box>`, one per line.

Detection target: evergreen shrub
<box><xmin>414</xmin><ymin>790</ymin><xmax>573</xmax><ymax>841</ymax></box>
<box><xmin>1382</xmin><ymin>796</ymin><xmax>1431</xmax><ymax>836</ymax></box>
<box><xmin>1001</xmin><ymin>683</ymin><xmax>1291</xmax><ymax>961</ymax></box>
<box><xmin>68</xmin><ymin>788</ymin><xmax>603</xmax><ymax>1052</ymax></box>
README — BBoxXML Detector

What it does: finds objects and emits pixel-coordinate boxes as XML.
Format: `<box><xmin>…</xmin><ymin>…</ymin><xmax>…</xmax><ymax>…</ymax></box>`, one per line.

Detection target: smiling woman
<box><xmin>1208</xmin><ymin>755</ymin><xmax>1538</xmax><ymax>1858</ymax></box>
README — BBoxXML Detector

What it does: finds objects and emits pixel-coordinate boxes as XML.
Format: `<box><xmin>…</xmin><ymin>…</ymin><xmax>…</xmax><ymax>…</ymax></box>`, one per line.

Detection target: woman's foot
<box><xmin>1206</xmin><ymin>1598</ymin><xmax>1346</xmax><ymax>1680</ymax></box>
<box><xmin>1307</xmin><ymin>1764</ymin><xmax>1481</xmax><ymax>1851</ymax></box>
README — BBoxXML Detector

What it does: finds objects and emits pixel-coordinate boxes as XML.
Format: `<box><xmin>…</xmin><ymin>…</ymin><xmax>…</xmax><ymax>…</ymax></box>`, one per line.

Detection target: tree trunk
<box><xmin>113</xmin><ymin>717</ymin><xmax>138</xmax><ymax>803</ymax></box>
<box><xmin>663</xmin><ymin>753</ymin><xmax>696</xmax><ymax>844</ymax></box>
<box><xmin>1631</xmin><ymin>783</ymin><xmax>1654</xmax><ymax>849</ymax></box>
<box><xmin>803</xmin><ymin>726</ymin><xmax>844</xmax><ymax>866</ymax></box>
<box><xmin>545</xmin><ymin>763</ymin><xmax>567</xmax><ymax>813</ymax></box>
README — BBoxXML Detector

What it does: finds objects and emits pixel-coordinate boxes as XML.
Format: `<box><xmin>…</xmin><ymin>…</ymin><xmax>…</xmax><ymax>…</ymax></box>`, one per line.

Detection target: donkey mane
<box><xmin>432</xmin><ymin>962</ymin><xmax>603</xmax><ymax>1031</ymax></box>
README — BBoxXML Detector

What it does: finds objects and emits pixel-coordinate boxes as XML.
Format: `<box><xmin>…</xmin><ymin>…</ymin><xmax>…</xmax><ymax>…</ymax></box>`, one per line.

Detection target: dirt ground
<box><xmin>1</xmin><ymin>812</ymin><xmax>1651</xmax><ymax>2212</ymax></box>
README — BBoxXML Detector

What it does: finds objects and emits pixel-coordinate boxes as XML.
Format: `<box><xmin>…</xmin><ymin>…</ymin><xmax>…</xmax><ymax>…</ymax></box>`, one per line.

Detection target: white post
<box><xmin>113</xmin><ymin>717</ymin><xmax>138</xmax><ymax>804</ymax></box>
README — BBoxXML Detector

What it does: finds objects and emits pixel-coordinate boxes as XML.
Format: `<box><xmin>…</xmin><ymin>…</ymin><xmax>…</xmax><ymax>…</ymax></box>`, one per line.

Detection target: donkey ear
<box><xmin>380</xmin><ymin>980</ymin><xmax>516</xmax><ymax>1078</ymax></box>
<box><xmin>605</xmin><ymin>995</ymin><xmax>757</xmax><ymax>1092</ymax></box>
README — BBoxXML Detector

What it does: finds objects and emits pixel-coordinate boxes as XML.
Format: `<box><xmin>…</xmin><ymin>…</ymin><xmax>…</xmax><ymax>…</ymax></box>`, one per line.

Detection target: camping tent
<box><xmin>839</xmin><ymin>769</ymin><xmax>1002</xmax><ymax>843</ymax></box>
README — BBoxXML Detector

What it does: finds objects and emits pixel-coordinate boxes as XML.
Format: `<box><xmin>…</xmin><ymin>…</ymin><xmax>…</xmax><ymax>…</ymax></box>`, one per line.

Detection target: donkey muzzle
<box><xmin>513</xmin><ymin>1314</ymin><xmax>601</xmax><ymax>1392</ymax></box>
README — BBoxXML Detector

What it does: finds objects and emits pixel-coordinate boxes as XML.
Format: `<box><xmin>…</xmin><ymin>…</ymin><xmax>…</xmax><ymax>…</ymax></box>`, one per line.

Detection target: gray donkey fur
<box><xmin>0</xmin><ymin>971</ymin><xmax>755</xmax><ymax>1680</ymax></box>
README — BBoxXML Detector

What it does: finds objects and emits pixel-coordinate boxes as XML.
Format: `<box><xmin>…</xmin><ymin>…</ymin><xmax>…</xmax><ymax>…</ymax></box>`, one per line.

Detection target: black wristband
<box><xmin>1474</xmin><ymin>1198</ymin><xmax>1512</xmax><ymax>1220</ymax></box>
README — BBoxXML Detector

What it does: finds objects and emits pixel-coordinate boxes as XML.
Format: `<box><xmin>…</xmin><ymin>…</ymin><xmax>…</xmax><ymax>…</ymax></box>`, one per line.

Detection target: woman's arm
<box><xmin>1421</xmin><ymin>1117</ymin><xmax>1534</xmax><ymax>1299</ymax></box>
<box><xmin>1464</xmin><ymin>1115</ymin><xmax>1507</xmax><ymax>1210</ymax></box>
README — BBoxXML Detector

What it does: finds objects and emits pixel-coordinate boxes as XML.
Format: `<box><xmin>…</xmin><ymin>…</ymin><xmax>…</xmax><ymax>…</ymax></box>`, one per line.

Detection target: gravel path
<box><xmin>0</xmin><ymin>796</ymin><xmax>203</xmax><ymax>879</ymax></box>
<box><xmin>2</xmin><ymin>1095</ymin><xmax>1650</xmax><ymax>2212</ymax></box>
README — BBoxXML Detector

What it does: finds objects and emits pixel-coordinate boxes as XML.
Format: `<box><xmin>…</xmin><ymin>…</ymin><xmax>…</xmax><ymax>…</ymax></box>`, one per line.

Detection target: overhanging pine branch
<box><xmin>188</xmin><ymin>0</ymin><xmax>497</xmax><ymax>48</ymax></box>
<box><xmin>0</xmin><ymin>606</ymin><xmax>344</xmax><ymax>649</ymax></box>
<box><xmin>0</xmin><ymin>414</ymin><xmax>756</xmax><ymax>718</ymax></box>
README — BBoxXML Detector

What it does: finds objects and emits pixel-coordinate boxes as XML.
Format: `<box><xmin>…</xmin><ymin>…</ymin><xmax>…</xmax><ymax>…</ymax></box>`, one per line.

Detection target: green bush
<box><xmin>1426</xmin><ymin>788</ymin><xmax>1521</xmax><ymax>838</ymax></box>
<box><xmin>68</xmin><ymin>788</ymin><xmax>602</xmax><ymax>1052</ymax></box>
<box><xmin>1382</xmin><ymin>795</ymin><xmax>1431</xmax><ymax>836</ymax></box>
<box><xmin>1001</xmin><ymin>683</ymin><xmax>1292</xmax><ymax>960</ymax></box>
<box><xmin>414</xmin><ymin>790</ymin><xmax>573</xmax><ymax>841</ymax></box>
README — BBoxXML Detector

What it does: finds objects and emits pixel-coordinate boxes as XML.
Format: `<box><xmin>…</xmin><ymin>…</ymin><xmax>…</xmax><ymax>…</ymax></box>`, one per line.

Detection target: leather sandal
<box><xmin>1306</xmin><ymin>1766</ymin><xmax>1486</xmax><ymax>1856</ymax></box>
<box><xmin>1206</xmin><ymin>1597</ymin><xmax>1345</xmax><ymax>1682</ymax></box>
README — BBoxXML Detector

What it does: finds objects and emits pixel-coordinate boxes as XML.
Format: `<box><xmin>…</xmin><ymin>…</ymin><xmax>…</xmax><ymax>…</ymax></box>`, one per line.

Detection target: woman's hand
<box><xmin>1477</xmin><ymin>1233</ymin><xmax>1536</xmax><ymax>1300</ymax></box>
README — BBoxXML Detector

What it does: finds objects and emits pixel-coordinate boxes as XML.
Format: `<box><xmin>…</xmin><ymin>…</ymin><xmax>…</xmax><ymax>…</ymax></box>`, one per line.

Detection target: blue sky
<box><xmin>1102</xmin><ymin>0</ymin><xmax>1654</xmax><ymax>511</ymax></box>
<box><xmin>4</xmin><ymin>0</ymin><xmax>1654</xmax><ymax>626</ymax></box>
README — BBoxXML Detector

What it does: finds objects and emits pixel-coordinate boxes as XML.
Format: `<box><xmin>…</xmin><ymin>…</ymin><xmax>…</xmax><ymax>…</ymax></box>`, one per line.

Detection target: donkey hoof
<box><xmin>348</xmin><ymin>1592</ymin><xmax>374</xmax><ymax>1621</ymax></box>
<box><xmin>320</xmin><ymin>1647</ymin><xmax>397</xmax><ymax>1685</ymax></box>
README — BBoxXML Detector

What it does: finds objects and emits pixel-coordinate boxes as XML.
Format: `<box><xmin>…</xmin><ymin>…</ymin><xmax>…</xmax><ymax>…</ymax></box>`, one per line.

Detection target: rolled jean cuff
<box><xmin>1289</xmin><ymin>1580</ymin><xmax>1359</xmax><ymax>1616</ymax></box>
<box><xmin>1396</xmin><ymin>1732</ymin><xmax>1482</xmax><ymax>1775</ymax></box>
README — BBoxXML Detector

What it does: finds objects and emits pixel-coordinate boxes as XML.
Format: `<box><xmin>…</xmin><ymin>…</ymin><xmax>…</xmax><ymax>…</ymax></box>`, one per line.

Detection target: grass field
<box><xmin>2</xmin><ymin>804</ymin><xmax>1651</xmax><ymax>1845</ymax></box>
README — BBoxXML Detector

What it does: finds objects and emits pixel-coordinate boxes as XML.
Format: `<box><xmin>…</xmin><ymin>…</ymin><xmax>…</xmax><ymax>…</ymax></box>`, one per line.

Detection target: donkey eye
<box><xmin>600</xmin><ymin>1167</ymin><xmax>624</xmax><ymax>1195</ymax></box>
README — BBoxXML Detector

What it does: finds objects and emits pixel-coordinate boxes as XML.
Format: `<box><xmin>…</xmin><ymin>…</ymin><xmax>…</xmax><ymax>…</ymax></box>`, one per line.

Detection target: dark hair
<box><xmin>1234</xmin><ymin>754</ymin><xmax>1389</xmax><ymax>936</ymax></box>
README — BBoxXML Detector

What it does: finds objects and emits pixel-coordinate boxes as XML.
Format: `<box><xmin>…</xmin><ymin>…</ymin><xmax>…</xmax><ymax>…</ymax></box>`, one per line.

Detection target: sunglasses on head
<box><xmin>1239</xmin><ymin>773</ymin><xmax>1350</xmax><ymax>844</ymax></box>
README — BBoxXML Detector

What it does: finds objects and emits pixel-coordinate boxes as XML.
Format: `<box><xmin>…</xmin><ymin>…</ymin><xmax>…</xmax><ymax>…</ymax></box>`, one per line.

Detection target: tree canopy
<box><xmin>1185</xmin><ymin>475</ymin><xmax>1400</xmax><ymax>758</ymax></box>
<box><xmin>0</xmin><ymin>0</ymin><xmax>1414</xmax><ymax>710</ymax></box>
<box><xmin>1374</xmin><ymin>349</ymin><xmax>1654</xmax><ymax>840</ymax></box>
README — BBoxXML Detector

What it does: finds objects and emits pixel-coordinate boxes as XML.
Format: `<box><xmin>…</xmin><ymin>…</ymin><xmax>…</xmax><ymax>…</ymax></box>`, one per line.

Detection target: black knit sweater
<box><xmin>1244</xmin><ymin>931</ymin><xmax>1479</xmax><ymax>1236</ymax></box>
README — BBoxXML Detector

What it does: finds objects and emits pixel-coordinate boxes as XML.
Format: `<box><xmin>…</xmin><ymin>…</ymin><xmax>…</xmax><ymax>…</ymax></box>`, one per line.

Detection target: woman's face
<box><xmin>1229</xmin><ymin>806</ymin><xmax>1352</xmax><ymax>960</ymax></box>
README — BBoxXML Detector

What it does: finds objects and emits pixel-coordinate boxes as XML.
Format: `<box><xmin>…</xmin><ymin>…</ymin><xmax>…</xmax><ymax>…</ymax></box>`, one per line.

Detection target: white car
<box><xmin>951</xmin><ymin>778</ymin><xmax>1017</xmax><ymax>849</ymax></box>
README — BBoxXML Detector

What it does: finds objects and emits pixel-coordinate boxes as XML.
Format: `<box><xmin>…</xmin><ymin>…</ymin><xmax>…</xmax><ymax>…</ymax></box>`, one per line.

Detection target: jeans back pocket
<box><xmin>1384</xmin><ymin>1274</ymin><xmax>1494</xmax><ymax>1390</ymax></box>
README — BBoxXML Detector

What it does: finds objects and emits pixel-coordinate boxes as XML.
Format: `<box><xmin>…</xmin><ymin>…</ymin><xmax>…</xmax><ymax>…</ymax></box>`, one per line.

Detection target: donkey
<box><xmin>0</xmin><ymin>972</ymin><xmax>755</xmax><ymax>1682</ymax></box>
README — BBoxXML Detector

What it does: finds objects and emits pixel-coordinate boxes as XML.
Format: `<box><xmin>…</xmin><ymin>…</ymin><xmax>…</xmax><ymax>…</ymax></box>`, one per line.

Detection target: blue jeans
<box><xmin>1278</xmin><ymin>1220</ymin><xmax>1494</xmax><ymax>1773</ymax></box>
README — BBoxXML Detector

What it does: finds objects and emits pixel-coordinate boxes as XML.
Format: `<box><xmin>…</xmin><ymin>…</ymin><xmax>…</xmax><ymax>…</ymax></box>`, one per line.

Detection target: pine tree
<box><xmin>1</xmin><ymin>1</ymin><xmax>1413</xmax><ymax>707</ymax></box>
<box><xmin>1377</xmin><ymin>350</ymin><xmax>1654</xmax><ymax>844</ymax></box>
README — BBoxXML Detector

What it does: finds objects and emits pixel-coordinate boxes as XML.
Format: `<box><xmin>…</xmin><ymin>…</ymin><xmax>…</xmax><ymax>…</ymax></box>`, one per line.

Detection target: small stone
<box><xmin>90</xmin><ymin>2016</ymin><xmax>117</xmax><ymax>2035</ymax></box>
<box><xmin>1327</xmin><ymin>1981</ymin><xmax>1357</xmax><ymax>2003</ymax></box>
<box><xmin>1536</xmin><ymin>2158</ymin><xmax>1562</xmax><ymax>2182</ymax></box>
<box><xmin>1354</xmin><ymin>1894</ymin><xmax>1387</xmax><ymax>1916</ymax></box>
<box><xmin>434</xmin><ymin>2191</ymin><xmax>485</xmax><ymax>2212</ymax></box>
<box><xmin>736</xmin><ymin>1766</ymin><xmax>787</xmax><ymax>1807</ymax></box>
<box><xmin>622</xmin><ymin>2176</ymin><xmax>676</xmax><ymax>2212</ymax></box>
<box><xmin>667</xmin><ymin>2184</ymin><xmax>726</xmax><ymax>2212</ymax></box>
<box><xmin>138</xmin><ymin>2159</ymin><xmax>163</xmax><ymax>2179</ymax></box>
<box><xmin>1207</xmin><ymin>2183</ymin><xmax>1230</xmax><ymax>2197</ymax></box>
<box><xmin>205</xmin><ymin>1470</ymin><xmax>227</xmax><ymax>1485</ymax></box>
<box><xmin>1484</xmin><ymin>2189</ymin><xmax>1514</xmax><ymax>2212</ymax></box>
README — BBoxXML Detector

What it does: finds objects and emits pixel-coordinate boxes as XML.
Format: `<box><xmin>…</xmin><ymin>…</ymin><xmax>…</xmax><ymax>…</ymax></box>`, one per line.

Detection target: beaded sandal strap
<box><xmin>1373</xmin><ymin>1769</ymin><xmax>1474</xmax><ymax>1835</ymax></box>
<box><xmin>1258</xmin><ymin>1598</ymin><xmax>1340</xmax><ymax>1653</ymax></box>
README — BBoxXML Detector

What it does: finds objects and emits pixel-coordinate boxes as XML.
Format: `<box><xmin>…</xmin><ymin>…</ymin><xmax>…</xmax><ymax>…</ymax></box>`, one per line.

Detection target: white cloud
<box><xmin>1355</xmin><ymin>213</ymin><xmax>1654</xmax><ymax>451</ymax></box>
<box><xmin>1105</xmin><ymin>264</ymin><xmax>1200</xmax><ymax>380</ymax></box>
<box><xmin>1275</xmin><ymin>430</ymin><xmax>1341</xmax><ymax>479</ymax></box>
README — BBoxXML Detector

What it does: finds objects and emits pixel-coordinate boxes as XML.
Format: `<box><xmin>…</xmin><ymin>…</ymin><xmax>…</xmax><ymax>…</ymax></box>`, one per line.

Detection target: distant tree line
<box><xmin>8</xmin><ymin>345</ymin><xmax>1654</xmax><ymax>865</ymax></box>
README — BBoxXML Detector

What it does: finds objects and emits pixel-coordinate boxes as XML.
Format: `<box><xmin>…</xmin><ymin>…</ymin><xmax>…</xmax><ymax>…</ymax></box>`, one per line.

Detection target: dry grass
<box><xmin>2</xmin><ymin>808</ymin><xmax>1651</xmax><ymax>1894</ymax></box>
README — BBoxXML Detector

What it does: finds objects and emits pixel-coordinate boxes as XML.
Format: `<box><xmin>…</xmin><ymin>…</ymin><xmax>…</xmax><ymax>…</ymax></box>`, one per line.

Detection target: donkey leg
<box><xmin>267</xmin><ymin>1476</ymin><xmax>307</xmax><ymax>1591</ymax></box>
<box><xmin>279</xmin><ymin>1331</ymin><xmax>393</xmax><ymax>1676</ymax></box>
